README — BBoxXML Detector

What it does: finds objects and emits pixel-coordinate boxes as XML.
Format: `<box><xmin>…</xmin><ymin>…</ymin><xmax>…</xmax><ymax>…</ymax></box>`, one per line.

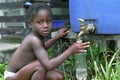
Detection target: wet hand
<box><xmin>54</xmin><ymin>28</ymin><xmax>69</xmax><ymax>40</ymax></box>
<box><xmin>68</xmin><ymin>41</ymin><xmax>90</xmax><ymax>54</ymax></box>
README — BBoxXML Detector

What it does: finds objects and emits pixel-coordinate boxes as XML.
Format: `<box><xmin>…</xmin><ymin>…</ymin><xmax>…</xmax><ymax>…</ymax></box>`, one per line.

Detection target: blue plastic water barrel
<box><xmin>69</xmin><ymin>0</ymin><xmax>120</xmax><ymax>34</ymax></box>
<box><xmin>52</xmin><ymin>20</ymin><xmax>65</xmax><ymax>29</ymax></box>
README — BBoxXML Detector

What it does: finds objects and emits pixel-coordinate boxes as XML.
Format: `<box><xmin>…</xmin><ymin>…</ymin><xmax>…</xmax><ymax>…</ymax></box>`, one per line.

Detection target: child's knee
<box><xmin>46</xmin><ymin>70</ymin><xmax>64</xmax><ymax>80</ymax></box>
<box><xmin>31</xmin><ymin>65</ymin><xmax>46</xmax><ymax>80</ymax></box>
<box><xmin>36</xmin><ymin>65</ymin><xmax>44</xmax><ymax>71</ymax></box>
<box><xmin>33</xmin><ymin>61</ymin><xmax>46</xmax><ymax>72</ymax></box>
<box><xmin>56</xmin><ymin>71</ymin><xmax>64</xmax><ymax>80</ymax></box>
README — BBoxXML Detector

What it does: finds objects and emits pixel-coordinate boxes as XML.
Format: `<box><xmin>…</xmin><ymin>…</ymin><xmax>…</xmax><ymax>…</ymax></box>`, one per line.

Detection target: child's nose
<box><xmin>43</xmin><ymin>22</ymin><xmax>48</xmax><ymax>27</ymax></box>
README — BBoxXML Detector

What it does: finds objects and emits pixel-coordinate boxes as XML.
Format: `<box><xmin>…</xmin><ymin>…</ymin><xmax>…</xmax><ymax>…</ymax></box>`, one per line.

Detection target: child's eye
<box><xmin>36</xmin><ymin>19</ymin><xmax>52</xmax><ymax>24</ymax></box>
<box><xmin>37</xmin><ymin>20</ymin><xmax>44</xmax><ymax>24</ymax></box>
<box><xmin>47</xmin><ymin>19</ymin><xmax>52</xmax><ymax>23</ymax></box>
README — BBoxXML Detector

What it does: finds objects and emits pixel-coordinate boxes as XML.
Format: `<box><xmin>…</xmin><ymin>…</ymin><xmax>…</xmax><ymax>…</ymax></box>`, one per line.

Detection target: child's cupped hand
<box><xmin>68</xmin><ymin>41</ymin><xmax>90</xmax><ymax>54</ymax></box>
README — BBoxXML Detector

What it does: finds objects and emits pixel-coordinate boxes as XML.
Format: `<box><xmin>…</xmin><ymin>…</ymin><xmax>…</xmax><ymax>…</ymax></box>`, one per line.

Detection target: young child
<box><xmin>4</xmin><ymin>3</ymin><xmax>90</xmax><ymax>80</ymax></box>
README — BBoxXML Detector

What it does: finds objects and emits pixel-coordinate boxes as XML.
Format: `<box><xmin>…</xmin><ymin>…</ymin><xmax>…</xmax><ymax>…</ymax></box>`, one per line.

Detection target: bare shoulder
<box><xmin>24</xmin><ymin>33</ymin><xmax>43</xmax><ymax>48</ymax></box>
<box><xmin>23</xmin><ymin>33</ymin><xmax>40</xmax><ymax>42</ymax></box>
<box><xmin>19</xmin><ymin>34</ymin><xmax>42</xmax><ymax>49</ymax></box>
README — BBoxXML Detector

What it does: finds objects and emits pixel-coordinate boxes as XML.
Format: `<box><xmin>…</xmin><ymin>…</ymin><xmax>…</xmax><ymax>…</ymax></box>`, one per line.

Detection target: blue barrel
<box><xmin>69</xmin><ymin>0</ymin><xmax>120</xmax><ymax>34</ymax></box>
<box><xmin>52</xmin><ymin>20</ymin><xmax>65</xmax><ymax>29</ymax></box>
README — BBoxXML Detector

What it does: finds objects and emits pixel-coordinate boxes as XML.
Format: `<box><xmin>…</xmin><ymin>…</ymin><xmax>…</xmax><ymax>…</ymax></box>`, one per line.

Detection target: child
<box><xmin>4</xmin><ymin>3</ymin><xmax>90</xmax><ymax>80</ymax></box>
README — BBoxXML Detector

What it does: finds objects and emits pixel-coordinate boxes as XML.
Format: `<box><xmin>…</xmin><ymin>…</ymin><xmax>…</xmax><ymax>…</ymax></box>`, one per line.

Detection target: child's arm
<box><xmin>44</xmin><ymin>28</ymin><xmax>69</xmax><ymax>49</ymax></box>
<box><xmin>31</xmin><ymin>37</ymin><xmax>90</xmax><ymax>71</ymax></box>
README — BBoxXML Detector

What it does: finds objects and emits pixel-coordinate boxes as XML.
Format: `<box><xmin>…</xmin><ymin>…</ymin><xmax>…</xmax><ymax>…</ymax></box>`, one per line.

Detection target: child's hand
<box><xmin>54</xmin><ymin>28</ymin><xmax>69</xmax><ymax>40</ymax></box>
<box><xmin>68</xmin><ymin>41</ymin><xmax>90</xmax><ymax>54</ymax></box>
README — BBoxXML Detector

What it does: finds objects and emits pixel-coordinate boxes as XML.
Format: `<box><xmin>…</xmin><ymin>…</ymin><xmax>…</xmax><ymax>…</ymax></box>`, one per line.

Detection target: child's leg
<box><xmin>29</xmin><ymin>61</ymin><xmax>64</xmax><ymax>80</ymax></box>
<box><xmin>32</xmin><ymin>69</ymin><xmax>64</xmax><ymax>80</ymax></box>
<box><xmin>6</xmin><ymin>60</ymin><xmax>46</xmax><ymax>80</ymax></box>
<box><xmin>31</xmin><ymin>61</ymin><xmax>64</xmax><ymax>80</ymax></box>
<box><xmin>45</xmin><ymin>70</ymin><xmax>64</xmax><ymax>80</ymax></box>
<box><xmin>31</xmin><ymin>65</ymin><xmax>46</xmax><ymax>80</ymax></box>
<box><xmin>6</xmin><ymin>60</ymin><xmax>64</xmax><ymax>80</ymax></box>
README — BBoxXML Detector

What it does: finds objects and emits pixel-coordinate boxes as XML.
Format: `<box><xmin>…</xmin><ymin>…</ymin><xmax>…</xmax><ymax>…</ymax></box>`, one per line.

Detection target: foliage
<box><xmin>0</xmin><ymin>62</ymin><xmax>8</xmax><ymax>80</ymax></box>
<box><xmin>50</xmin><ymin>38</ymin><xmax>76</xmax><ymax>80</ymax></box>
<box><xmin>59</xmin><ymin>55</ymin><xmax>76</xmax><ymax>80</ymax></box>
<box><xmin>87</xmin><ymin>41</ymin><xmax>120</xmax><ymax>80</ymax></box>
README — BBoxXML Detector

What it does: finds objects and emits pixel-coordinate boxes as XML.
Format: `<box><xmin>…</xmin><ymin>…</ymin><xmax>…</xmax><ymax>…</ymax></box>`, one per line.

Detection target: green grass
<box><xmin>0</xmin><ymin>62</ymin><xmax>8</xmax><ymax>80</ymax></box>
<box><xmin>87</xmin><ymin>41</ymin><xmax>120</xmax><ymax>80</ymax></box>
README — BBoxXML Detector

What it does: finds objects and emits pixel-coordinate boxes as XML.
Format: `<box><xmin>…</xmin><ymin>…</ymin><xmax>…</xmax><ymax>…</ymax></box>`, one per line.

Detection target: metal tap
<box><xmin>77</xmin><ymin>18</ymin><xmax>95</xmax><ymax>40</ymax></box>
<box><xmin>77</xmin><ymin>19</ymin><xmax>86</xmax><ymax>40</ymax></box>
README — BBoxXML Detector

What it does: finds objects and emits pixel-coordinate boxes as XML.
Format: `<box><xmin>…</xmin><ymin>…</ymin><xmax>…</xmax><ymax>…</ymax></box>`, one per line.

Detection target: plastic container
<box><xmin>52</xmin><ymin>20</ymin><xmax>65</xmax><ymax>29</ymax></box>
<box><xmin>69</xmin><ymin>0</ymin><xmax>120</xmax><ymax>34</ymax></box>
<box><xmin>75</xmin><ymin>53</ymin><xmax>87</xmax><ymax>80</ymax></box>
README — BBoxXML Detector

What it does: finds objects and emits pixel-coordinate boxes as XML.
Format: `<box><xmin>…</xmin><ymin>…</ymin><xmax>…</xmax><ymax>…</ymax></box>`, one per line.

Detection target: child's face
<box><xmin>30</xmin><ymin>9</ymin><xmax>52</xmax><ymax>37</ymax></box>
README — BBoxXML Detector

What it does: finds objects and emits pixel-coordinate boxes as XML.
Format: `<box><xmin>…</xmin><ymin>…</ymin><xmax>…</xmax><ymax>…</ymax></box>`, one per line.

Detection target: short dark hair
<box><xmin>26</xmin><ymin>3</ymin><xmax>53</xmax><ymax>22</ymax></box>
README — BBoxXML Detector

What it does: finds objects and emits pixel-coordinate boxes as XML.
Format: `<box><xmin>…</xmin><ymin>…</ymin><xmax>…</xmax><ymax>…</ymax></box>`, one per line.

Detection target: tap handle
<box><xmin>78</xmin><ymin>18</ymin><xmax>84</xmax><ymax>28</ymax></box>
<box><xmin>78</xmin><ymin>18</ymin><xmax>84</xmax><ymax>23</ymax></box>
<box><xmin>85</xmin><ymin>19</ymin><xmax>96</xmax><ymax>34</ymax></box>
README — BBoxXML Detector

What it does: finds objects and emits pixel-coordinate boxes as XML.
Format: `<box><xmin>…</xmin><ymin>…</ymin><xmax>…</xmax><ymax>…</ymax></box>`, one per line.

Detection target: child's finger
<box><xmin>79</xmin><ymin>45</ymin><xmax>90</xmax><ymax>49</ymax></box>
<box><xmin>79</xmin><ymin>42</ymin><xmax>90</xmax><ymax>46</ymax></box>
<box><xmin>78</xmin><ymin>50</ymin><xmax>87</xmax><ymax>53</ymax></box>
<box><xmin>64</xmin><ymin>30</ymin><xmax>70</xmax><ymax>34</ymax></box>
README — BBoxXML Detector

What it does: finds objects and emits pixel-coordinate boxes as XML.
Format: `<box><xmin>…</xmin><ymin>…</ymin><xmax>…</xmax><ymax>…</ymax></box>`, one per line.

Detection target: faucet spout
<box><xmin>77</xmin><ymin>18</ymin><xmax>86</xmax><ymax>40</ymax></box>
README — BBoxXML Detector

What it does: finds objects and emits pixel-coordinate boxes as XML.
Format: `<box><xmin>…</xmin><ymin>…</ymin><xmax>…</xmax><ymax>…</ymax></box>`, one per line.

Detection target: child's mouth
<box><xmin>43</xmin><ymin>30</ymin><xmax>49</xmax><ymax>34</ymax></box>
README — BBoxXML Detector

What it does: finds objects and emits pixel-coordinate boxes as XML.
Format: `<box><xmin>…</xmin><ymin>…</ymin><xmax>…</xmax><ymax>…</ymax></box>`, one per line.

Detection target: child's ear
<box><xmin>29</xmin><ymin>24</ymin><xmax>32</xmax><ymax>28</ymax></box>
<box><xmin>28</xmin><ymin>21</ymin><xmax>33</xmax><ymax>28</ymax></box>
